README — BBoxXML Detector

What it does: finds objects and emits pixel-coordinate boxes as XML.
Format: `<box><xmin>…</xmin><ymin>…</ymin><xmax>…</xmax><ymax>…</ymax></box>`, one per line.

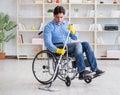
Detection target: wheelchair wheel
<box><xmin>65</xmin><ymin>76</ymin><xmax>71</xmax><ymax>87</ymax></box>
<box><xmin>84</xmin><ymin>76</ymin><xmax>92</xmax><ymax>83</ymax></box>
<box><xmin>32</xmin><ymin>50</ymin><xmax>58</xmax><ymax>85</ymax></box>
<box><xmin>57</xmin><ymin>59</ymin><xmax>78</xmax><ymax>81</ymax></box>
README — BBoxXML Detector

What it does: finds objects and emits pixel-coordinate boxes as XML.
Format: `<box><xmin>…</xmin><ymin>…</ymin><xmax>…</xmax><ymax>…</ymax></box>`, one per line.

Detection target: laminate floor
<box><xmin>0</xmin><ymin>59</ymin><xmax>120</xmax><ymax>95</ymax></box>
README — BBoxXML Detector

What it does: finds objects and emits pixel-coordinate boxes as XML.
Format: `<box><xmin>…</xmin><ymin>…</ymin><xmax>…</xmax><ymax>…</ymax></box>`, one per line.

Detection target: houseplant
<box><xmin>47</xmin><ymin>9</ymin><xmax>53</xmax><ymax>16</ymax></box>
<box><xmin>0</xmin><ymin>12</ymin><xmax>17</xmax><ymax>59</ymax></box>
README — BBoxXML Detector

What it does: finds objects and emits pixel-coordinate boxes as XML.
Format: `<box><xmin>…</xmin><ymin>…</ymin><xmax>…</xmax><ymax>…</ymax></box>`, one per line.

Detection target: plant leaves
<box><xmin>4</xmin><ymin>32</ymin><xmax>15</xmax><ymax>42</ymax></box>
<box><xmin>0</xmin><ymin>12</ymin><xmax>17</xmax><ymax>52</ymax></box>
<box><xmin>5</xmin><ymin>21</ymin><xmax>17</xmax><ymax>31</ymax></box>
<box><xmin>0</xmin><ymin>31</ymin><xmax>5</xmax><ymax>43</ymax></box>
<box><xmin>0</xmin><ymin>12</ymin><xmax>4</xmax><ymax>22</ymax></box>
<box><xmin>0</xmin><ymin>13</ymin><xmax>9</xmax><ymax>30</ymax></box>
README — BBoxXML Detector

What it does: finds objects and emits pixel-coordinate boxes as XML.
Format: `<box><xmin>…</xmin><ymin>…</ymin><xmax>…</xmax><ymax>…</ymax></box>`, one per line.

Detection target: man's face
<box><xmin>54</xmin><ymin>13</ymin><xmax>64</xmax><ymax>25</ymax></box>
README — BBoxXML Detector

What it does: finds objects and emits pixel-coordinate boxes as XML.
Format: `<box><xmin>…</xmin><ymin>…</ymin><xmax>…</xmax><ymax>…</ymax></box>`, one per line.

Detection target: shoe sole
<box><xmin>84</xmin><ymin>72</ymin><xmax>96</xmax><ymax>76</ymax></box>
<box><xmin>96</xmin><ymin>71</ymin><xmax>105</xmax><ymax>76</ymax></box>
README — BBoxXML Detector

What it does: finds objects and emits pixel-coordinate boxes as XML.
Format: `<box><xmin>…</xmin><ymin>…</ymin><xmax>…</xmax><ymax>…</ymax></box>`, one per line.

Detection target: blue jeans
<box><xmin>67</xmin><ymin>42</ymin><xmax>98</xmax><ymax>73</ymax></box>
<box><xmin>55</xmin><ymin>42</ymin><xmax>99</xmax><ymax>73</ymax></box>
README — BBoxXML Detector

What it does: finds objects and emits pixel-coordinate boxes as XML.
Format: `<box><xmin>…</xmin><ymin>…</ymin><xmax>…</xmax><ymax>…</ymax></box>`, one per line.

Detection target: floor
<box><xmin>0</xmin><ymin>59</ymin><xmax>120</xmax><ymax>95</ymax></box>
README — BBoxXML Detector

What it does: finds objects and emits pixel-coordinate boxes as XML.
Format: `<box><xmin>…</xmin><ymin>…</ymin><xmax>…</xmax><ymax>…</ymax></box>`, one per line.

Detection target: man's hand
<box><xmin>68</xmin><ymin>24</ymin><xmax>76</xmax><ymax>35</ymax></box>
<box><xmin>56</xmin><ymin>48</ymin><xmax>66</xmax><ymax>55</ymax></box>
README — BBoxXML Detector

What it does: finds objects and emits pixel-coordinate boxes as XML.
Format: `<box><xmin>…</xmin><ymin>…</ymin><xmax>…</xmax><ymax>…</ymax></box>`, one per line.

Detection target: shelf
<box><xmin>96</xmin><ymin>44</ymin><xmax>120</xmax><ymax>46</ymax></box>
<box><xmin>19</xmin><ymin>3</ymin><xmax>43</xmax><ymax>5</ymax></box>
<box><xmin>18</xmin><ymin>56</ymin><xmax>48</xmax><ymax>59</ymax></box>
<box><xmin>97</xmin><ymin>17</ymin><xmax>120</xmax><ymax>19</ymax></box>
<box><xmin>97</xmin><ymin>30</ymin><xmax>120</xmax><ymax>32</ymax></box>
<box><xmin>97</xmin><ymin>57</ymin><xmax>120</xmax><ymax>60</ymax></box>
<box><xmin>18</xmin><ymin>43</ymin><xmax>43</xmax><ymax>45</ymax></box>
<box><xmin>70</xmin><ymin>17</ymin><xmax>94</xmax><ymax>19</ymax></box>
<box><xmin>97</xmin><ymin>4</ymin><xmax>120</xmax><ymax>6</ymax></box>
<box><xmin>75</xmin><ymin>30</ymin><xmax>95</xmax><ymax>33</ymax></box>
<box><xmin>45</xmin><ymin>16</ymin><xmax>69</xmax><ymax>19</ymax></box>
<box><xmin>17</xmin><ymin>0</ymin><xmax>120</xmax><ymax>59</ymax></box>
<box><xmin>18</xmin><ymin>56</ymin><xmax>34</xmax><ymax>59</ymax></box>
<box><xmin>70</xmin><ymin>3</ymin><xmax>94</xmax><ymax>5</ymax></box>
<box><xmin>18</xmin><ymin>16</ymin><xmax>43</xmax><ymax>19</ymax></box>
<box><xmin>44</xmin><ymin>3</ymin><xmax>69</xmax><ymax>5</ymax></box>
<box><xmin>18</xmin><ymin>30</ymin><xmax>41</xmax><ymax>32</ymax></box>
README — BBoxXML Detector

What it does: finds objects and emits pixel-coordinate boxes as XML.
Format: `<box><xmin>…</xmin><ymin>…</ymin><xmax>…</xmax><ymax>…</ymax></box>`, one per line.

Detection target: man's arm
<box><xmin>44</xmin><ymin>24</ymin><xmax>57</xmax><ymax>53</ymax></box>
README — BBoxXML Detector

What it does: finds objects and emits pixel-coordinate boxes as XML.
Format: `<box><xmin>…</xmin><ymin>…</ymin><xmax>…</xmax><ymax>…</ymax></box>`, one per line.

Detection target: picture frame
<box><xmin>47</xmin><ymin>0</ymin><xmax>52</xmax><ymax>3</ymax></box>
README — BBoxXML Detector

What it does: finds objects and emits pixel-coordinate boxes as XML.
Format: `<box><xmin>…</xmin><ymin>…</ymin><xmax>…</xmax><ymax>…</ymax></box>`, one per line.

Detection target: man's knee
<box><xmin>74</xmin><ymin>42</ymin><xmax>82</xmax><ymax>54</ymax></box>
<box><xmin>82</xmin><ymin>41</ymin><xmax>90</xmax><ymax>48</ymax></box>
<box><xmin>83</xmin><ymin>41</ymin><xmax>90</xmax><ymax>46</ymax></box>
<box><xmin>82</xmin><ymin>41</ymin><xmax>93</xmax><ymax>51</ymax></box>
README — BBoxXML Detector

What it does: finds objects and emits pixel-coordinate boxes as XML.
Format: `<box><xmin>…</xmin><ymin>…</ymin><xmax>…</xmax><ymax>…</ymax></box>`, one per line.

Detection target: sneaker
<box><xmin>78</xmin><ymin>70</ymin><xmax>91</xmax><ymax>80</ymax></box>
<box><xmin>96</xmin><ymin>69</ymin><xmax>105</xmax><ymax>75</ymax></box>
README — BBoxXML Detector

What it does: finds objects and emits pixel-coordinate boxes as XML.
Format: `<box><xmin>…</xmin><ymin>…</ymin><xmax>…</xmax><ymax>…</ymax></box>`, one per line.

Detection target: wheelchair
<box><xmin>32</xmin><ymin>46</ymin><xmax>92</xmax><ymax>87</ymax></box>
<box><xmin>32</xmin><ymin>31</ymin><xmax>92</xmax><ymax>87</ymax></box>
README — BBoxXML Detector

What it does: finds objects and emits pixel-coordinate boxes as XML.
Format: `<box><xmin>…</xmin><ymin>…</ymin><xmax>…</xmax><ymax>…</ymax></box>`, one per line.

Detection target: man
<box><xmin>44</xmin><ymin>6</ymin><xmax>104</xmax><ymax>79</ymax></box>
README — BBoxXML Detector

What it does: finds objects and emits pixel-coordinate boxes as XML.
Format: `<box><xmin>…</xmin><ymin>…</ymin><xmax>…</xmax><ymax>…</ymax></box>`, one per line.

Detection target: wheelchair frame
<box><xmin>32</xmin><ymin>31</ymin><xmax>92</xmax><ymax>88</ymax></box>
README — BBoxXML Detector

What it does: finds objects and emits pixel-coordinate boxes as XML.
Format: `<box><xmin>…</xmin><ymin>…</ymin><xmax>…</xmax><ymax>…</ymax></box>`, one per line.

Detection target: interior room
<box><xmin>0</xmin><ymin>0</ymin><xmax>120</xmax><ymax>95</ymax></box>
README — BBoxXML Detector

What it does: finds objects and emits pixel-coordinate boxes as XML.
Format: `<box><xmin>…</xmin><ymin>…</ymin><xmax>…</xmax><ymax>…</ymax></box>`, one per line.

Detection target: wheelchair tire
<box><xmin>65</xmin><ymin>76</ymin><xmax>71</xmax><ymax>87</ymax></box>
<box><xmin>84</xmin><ymin>76</ymin><xmax>92</xmax><ymax>83</ymax></box>
<box><xmin>32</xmin><ymin>50</ymin><xmax>58</xmax><ymax>85</ymax></box>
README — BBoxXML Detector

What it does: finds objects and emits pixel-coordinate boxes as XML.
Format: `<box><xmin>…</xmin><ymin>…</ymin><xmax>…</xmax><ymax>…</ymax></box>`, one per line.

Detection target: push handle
<box><xmin>38</xmin><ymin>31</ymin><xmax>43</xmax><ymax>35</ymax></box>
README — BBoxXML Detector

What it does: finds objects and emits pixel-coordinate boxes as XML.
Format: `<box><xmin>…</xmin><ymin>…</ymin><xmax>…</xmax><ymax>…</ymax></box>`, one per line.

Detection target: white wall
<box><xmin>0</xmin><ymin>0</ymin><xmax>17</xmax><ymax>55</ymax></box>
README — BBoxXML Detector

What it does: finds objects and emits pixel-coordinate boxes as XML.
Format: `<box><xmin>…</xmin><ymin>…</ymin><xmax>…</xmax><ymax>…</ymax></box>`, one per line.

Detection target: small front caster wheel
<box><xmin>84</xmin><ymin>76</ymin><xmax>92</xmax><ymax>83</ymax></box>
<box><xmin>65</xmin><ymin>76</ymin><xmax>71</xmax><ymax>87</ymax></box>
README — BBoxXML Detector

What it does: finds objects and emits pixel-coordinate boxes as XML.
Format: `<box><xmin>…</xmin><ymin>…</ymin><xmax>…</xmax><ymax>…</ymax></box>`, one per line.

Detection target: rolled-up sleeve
<box><xmin>70</xmin><ymin>33</ymin><xmax>78</xmax><ymax>40</ymax></box>
<box><xmin>64</xmin><ymin>21</ymin><xmax>78</xmax><ymax>40</ymax></box>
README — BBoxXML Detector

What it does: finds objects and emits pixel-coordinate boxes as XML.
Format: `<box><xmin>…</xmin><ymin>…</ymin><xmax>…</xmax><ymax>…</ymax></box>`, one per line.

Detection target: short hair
<box><xmin>53</xmin><ymin>6</ymin><xmax>65</xmax><ymax>15</ymax></box>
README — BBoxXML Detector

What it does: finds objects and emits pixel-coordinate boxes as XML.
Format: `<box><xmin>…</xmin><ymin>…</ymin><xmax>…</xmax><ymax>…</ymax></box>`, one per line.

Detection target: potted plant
<box><xmin>0</xmin><ymin>12</ymin><xmax>17</xmax><ymax>59</ymax></box>
<box><xmin>47</xmin><ymin>9</ymin><xmax>54</xmax><ymax>16</ymax></box>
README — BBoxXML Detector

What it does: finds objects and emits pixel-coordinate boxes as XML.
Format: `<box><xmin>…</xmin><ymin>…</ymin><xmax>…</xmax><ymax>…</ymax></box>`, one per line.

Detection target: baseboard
<box><xmin>97</xmin><ymin>58</ymin><xmax>120</xmax><ymax>60</ymax></box>
<box><xmin>5</xmin><ymin>55</ymin><xmax>17</xmax><ymax>59</ymax></box>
